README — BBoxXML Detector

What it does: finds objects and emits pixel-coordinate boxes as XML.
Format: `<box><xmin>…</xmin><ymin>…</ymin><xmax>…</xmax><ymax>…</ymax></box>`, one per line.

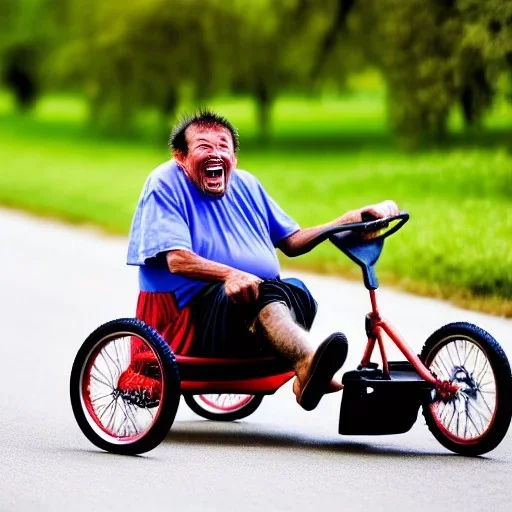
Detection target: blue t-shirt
<box><xmin>127</xmin><ymin>161</ymin><xmax>300</xmax><ymax>308</ymax></box>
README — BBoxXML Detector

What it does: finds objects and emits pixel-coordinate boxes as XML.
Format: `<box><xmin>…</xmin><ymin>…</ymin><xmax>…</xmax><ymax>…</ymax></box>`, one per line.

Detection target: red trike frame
<box><xmin>360</xmin><ymin>289</ymin><xmax>457</xmax><ymax>398</ymax></box>
<box><xmin>176</xmin><ymin>354</ymin><xmax>294</xmax><ymax>394</ymax></box>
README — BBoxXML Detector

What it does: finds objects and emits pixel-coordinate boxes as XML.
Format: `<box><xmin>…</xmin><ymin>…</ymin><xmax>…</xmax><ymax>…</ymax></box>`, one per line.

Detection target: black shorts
<box><xmin>187</xmin><ymin>278</ymin><xmax>318</xmax><ymax>357</ymax></box>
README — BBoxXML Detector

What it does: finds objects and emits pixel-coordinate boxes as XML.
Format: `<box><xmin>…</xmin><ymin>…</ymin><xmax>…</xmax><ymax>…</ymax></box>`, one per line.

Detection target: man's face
<box><xmin>174</xmin><ymin>124</ymin><xmax>237</xmax><ymax>197</ymax></box>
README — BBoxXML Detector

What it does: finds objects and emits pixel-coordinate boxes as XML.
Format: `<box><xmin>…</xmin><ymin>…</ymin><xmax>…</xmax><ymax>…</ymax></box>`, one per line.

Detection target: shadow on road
<box><xmin>57</xmin><ymin>421</ymin><xmax>506</xmax><ymax>462</ymax></box>
<box><xmin>163</xmin><ymin>420</ymin><xmax>458</xmax><ymax>459</ymax></box>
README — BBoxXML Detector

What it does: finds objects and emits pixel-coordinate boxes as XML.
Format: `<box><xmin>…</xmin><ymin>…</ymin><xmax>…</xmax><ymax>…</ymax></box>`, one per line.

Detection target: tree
<box><xmin>0</xmin><ymin>0</ymin><xmax>53</xmax><ymax>110</ymax></box>
<box><xmin>349</xmin><ymin>0</ymin><xmax>512</xmax><ymax>146</ymax></box>
<box><xmin>456</xmin><ymin>0</ymin><xmax>512</xmax><ymax>127</ymax></box>
<box><xmin>49</xmin><ymin>0</ymin><xmax>248</xmax><ymax>134</ymax></box>
<box><xmin>226</xmin><ymin>0</ymin><xmax>345</xmax><ymax>140</ymax></box>
<box><xmin>310</xmin><ymin>0</ymin><xmax>512</xmax><ymax>146</ymax></box>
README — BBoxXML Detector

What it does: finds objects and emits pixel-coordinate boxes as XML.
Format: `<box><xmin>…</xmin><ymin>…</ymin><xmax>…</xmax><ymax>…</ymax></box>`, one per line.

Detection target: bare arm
<box><xmin>166</xmin><ymin>249</ymin><xmax>233</xmax><ymax>281</ymax></box>
<box><xmin>278</xmin><ymin>209</ymin><xmax>362</xmax><ymax>257</ymax></box>
<box><xmin>166</xmin><ymin>250</ymin><xmax>262</xmax><ymax>303</ymax></box>
<box><xmin>278</xmin><ymin>200</ymin><xmax>399</xmax><ymax>257</ymax></box>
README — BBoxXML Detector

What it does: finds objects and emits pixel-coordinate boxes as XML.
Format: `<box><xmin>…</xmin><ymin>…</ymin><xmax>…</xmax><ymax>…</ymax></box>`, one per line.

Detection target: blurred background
<box><xmin>1</xmin><ymin>0</ymin><xmax>511</xmax><ymax>314</ymax></box>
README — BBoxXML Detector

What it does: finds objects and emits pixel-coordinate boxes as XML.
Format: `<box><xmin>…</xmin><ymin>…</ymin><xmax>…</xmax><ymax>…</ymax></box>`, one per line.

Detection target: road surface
<box><xmin>1</xmin><ymin>208</ymin><xmax>511</xmax><ymax>511</ymax></box>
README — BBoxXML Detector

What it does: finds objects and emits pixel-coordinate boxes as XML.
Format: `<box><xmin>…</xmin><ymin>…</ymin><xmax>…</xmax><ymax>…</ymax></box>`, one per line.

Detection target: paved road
<box><xmin>1</xmin><ymin>208</ymin><xmax>512</xmax><ymax>512</ymax></box>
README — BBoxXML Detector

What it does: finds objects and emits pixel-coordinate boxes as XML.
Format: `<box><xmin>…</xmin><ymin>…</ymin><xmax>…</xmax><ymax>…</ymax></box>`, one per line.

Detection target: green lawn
<box><xmin>1</xmin><ymin>91</ymin><xmax>512</xmax><ymax>315</ymax></box>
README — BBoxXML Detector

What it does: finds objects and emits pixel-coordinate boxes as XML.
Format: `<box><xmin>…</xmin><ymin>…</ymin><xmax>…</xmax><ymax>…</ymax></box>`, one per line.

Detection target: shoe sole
<box><xmin>299</xmin><ymin>333</ymin><xmax>348</xmax><ymax>411</ymax></box>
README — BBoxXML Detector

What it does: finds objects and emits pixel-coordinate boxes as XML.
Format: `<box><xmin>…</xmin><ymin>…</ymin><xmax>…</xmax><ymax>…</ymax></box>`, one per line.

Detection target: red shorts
<box><xmin>135</xmin><ymin>291</ymin><xmax>195</xmax><ymax>355</ymax></box>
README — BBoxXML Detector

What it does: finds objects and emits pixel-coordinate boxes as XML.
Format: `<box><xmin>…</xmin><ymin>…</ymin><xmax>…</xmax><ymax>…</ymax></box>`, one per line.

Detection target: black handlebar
<box><xmin>298</xmin><ymin>211</ymin><xmax>409</xmax><ymax>254</ymax></box>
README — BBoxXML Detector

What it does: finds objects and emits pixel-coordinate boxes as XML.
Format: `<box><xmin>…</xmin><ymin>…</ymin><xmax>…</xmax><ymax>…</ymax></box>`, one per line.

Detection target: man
<box><xmin>127</xmin><ymin>110</ymin><xmax>399</xmax><ymax>410</ymax></box>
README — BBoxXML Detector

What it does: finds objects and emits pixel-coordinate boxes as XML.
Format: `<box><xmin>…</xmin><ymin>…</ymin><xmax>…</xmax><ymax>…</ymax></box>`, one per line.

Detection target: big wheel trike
<box><xmin>70</xmin><ymin>212</ymin><xmax>512</xmax><ymax>456</ymax></box>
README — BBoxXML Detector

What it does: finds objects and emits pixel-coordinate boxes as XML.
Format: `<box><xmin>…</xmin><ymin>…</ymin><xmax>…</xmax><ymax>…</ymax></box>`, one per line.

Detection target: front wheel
<box><xmin>70</xmin><ymin>318</ymin><xmax>181</xmax><ymax>455</ymax></box>
<box><xmin>184</xmin><ymin>393</ymin><xmax>263</xmax><ymax>421</ymax></box>
<box><xmin>421</xmin><ymin>322</ymin><xmax>512</xmax><ymax>456</ymax></box>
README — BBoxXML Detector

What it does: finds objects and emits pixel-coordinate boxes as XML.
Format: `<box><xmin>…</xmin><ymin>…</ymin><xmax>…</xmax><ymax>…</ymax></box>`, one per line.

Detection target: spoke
<box><xmin>465</xmin><ymin>404</ymin><xmax>483</xmax><ymax>437</ymax></box>
<box><xmin>444</xmin><ymin>402</ymin><xmax>458</xmax><ymax>432</ymax></box>
<box><xmin>117</xmin><ymin>406</ymin><xmax>130</xmax><ymax>437</ymax></box>
<box><xmin>446</xmin><ymin>345</ymin><xmax>458</xmax><ymax>375</ymax></box>
<box><xmin>127</xmin><ymin>404</ymin><xmax>147</xmax><ymax>434</ymax></box>
<box><xmin>97</xmin><ymin>396</ymin><xmax>117</xmax><ymax>421</ymax></box>
<box><xmin>453</xmin><ymin>339</ymin><xmax>464</xmax><ymax>367</ymax></box>
<box><xmin>103</xmin><ymin>344</ymin><xmax>123</xmax><ymax>378</ymax></box>
<box><xmin>92</xmin><ymin>364</ymin><xmax>114</xmax><ymax>388</ymax></box>
<box><xmin>455</xmin><ymin>401</ymin><xmax>461</xmax><ymax>437</ymax></box>
<box><xmin>105</xmin><ymin>399</ymin><xmax>119</xmax><ymax>432</ymax></box>
<box><xmin>430</xmin><ymin>360</ymin><xmax>444</xmax><ymax>378</ymax></box>
<box><xmin>438</xmin><ymin>402</ymin><xmax>450</xmax><ymax>422</ymax></box>
<box><xmin>124</xmin><ymin>402</ymin><xmax>143</xmax><ymax>434</ymax></box>
<box><xmin>431</xmin><ymin>359</ymin><xmax>448</xmax><ymax>380</ymax></box>
<box><xmin>118</xmin><ymin>400</ymin><xmax>139</xmax><ymax>435</ymax></box>
<box><xmin>93</xmin><ymin>400</ymin><xmax>108</xmax><ymax>417</ymax></box>
<box><xmin>436</xmin><ymin>351</ymin><xmax>454</xmax><ymax>378</ymax></box>
<box><xmin>474</xmin><ymin>359</ymin><xmax>490</xmax><ymax>385</ymax></box>
<box><xmin>463</xmin><ymin>343</ymin><xmax>476</xmax><ymax>368</ymax></box>
<box><xmin>434</xmin><ymin>362</ymin><xmax>449</xmax><ymax>380</ymax></box>
<box><xmin>464</xmin><ymin>404</ymin><xmax>469</xmax><ymax>438</ymax></box>
<box><xmin>468</xmin><ymin>399</ymin><xmax>491</xmax><ymax>429</ymax></box>
<box><xmin>90</xmin><ymin>372</ymin><xmax>113</xmax><ymax>389</ymax></box>
<box><xmin>112</xmin><ymin>338</ymin><xmax>127</xmax><ymax>373</ymax></box>
<box><xmin>462</xmin><ymin>339</ymin><xmax>468</xmax><ymax>368</ymax></box>
<box><xmin>91</xmin><ymin>392</ymin><xmax>115</xmax><ymax>403</ymax></box>
<box><xmin>99</xmin><ymin>350</ymin><xmax>116</xmax><ymax>383</ymax></box>
<box><xmin>473</xmin><ymin>348</ymin><xmax>482</xmax><ymax>375</ymax></box>
<box><xmin>476</xmin><ymin>390</ymin><xmax>494</xmax><ymax>416</ymax></box>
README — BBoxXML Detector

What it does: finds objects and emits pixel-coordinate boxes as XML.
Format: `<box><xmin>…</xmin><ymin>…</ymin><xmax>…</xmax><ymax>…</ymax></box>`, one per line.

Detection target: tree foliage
<box><xmin>50</xmin><ymin>0</ymin><xmax>233</xmax><ymax>131</ymax></box>
<box><xmin>46</xmin><ymin>0</ymin><xmax>350</xmax><ymax>137</ymax></box>
<box><xmin>351</xmin><ymin>0</ymin><xmax>512</xmax><ymax>145</ymax></box>
<box><xmin>1</xmin><ymin>0</ymin><xmax>510</xmax><ymax>142</ymax></box>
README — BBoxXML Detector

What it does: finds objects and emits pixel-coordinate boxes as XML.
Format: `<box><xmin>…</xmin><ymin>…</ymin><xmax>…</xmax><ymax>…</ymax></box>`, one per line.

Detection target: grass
<box><xmin>1</xmin><ymin>90</ymin><xmax>512</xmax><ymax>316</ymax></box>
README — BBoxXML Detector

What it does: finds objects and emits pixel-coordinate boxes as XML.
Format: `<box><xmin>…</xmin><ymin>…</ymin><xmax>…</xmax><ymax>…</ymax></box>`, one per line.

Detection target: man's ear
<box><xmin>173</xmin><ymin>150</ymin><xmax>187</xmax><ymax>168</ymax></box>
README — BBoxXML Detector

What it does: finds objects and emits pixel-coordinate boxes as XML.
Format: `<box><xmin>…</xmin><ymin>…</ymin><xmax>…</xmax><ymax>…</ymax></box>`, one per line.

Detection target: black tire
<box><xmin>183</xmin><ymin>393</ymin><xmax>264</xmax><ymax>421</ymax></box>
<box><xmin>70</xmin><ymin>318</ymin><xmax>181</xmax><ymax>455</ymax></box>
<box><xmin>420</xmin><ymin>322</ymin><xmax>512</xmax><ymax>456</ymax></box>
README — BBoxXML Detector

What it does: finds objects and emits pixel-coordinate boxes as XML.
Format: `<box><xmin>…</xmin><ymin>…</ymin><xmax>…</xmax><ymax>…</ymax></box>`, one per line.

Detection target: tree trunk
<box><xmin>4</xmin><ymin>47</ymin><xmax>39</xmax><ymax>111</ymax></box>
<box><xmin>432</xmin><ymin>112</ymin><xmax>448</xmax><ymax>143</ymax></box>
<box><xmin>160</xmin><ymin>89</ymin><xmax>179</xmax><ymax>143</ymax></box>
<box><xmin>255</xmin><ymin>83</ymin><xmax>273</xmax><ymax>142</ymax></box>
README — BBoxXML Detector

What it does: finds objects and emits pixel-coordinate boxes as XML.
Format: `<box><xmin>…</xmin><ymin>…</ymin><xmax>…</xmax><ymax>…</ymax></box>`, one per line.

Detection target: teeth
<box><xmin>205</xmin><ymin>163</ymin><xmax>224</xmax><ymax>177</ymax></box>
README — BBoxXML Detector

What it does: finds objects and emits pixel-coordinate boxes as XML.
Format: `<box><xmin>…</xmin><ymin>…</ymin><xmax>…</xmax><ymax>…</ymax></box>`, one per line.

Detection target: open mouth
<box><xmin>204</xmin><ymin>161</ymin><xmax>224</xmax><ymax>177</ymax></box>
<box><xmin>203</xmin><ymin>161</ymin><xmax>225</xmax><ymax>193</ymax></box>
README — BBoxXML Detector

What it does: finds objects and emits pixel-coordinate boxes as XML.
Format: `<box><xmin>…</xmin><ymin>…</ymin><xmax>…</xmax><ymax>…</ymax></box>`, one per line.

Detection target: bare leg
<box><xmin>255</xmin><ymin>302</ymin><xmax>342</xmax><ymax>397</ymax></box>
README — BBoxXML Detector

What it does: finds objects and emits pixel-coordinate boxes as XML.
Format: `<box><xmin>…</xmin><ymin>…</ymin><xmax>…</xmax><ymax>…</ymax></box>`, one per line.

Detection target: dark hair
<box><xmin>169</xmin><ymin>109</ymin><xmax>240</xmax><ymax>154</ymax></box>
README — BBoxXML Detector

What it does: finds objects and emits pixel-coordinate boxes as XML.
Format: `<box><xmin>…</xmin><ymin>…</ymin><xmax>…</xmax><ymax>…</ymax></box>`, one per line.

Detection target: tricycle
<box><xmin>70</xmin><ymin>212</ymin><xmax>512</xmax><ymax>456</ymax></box>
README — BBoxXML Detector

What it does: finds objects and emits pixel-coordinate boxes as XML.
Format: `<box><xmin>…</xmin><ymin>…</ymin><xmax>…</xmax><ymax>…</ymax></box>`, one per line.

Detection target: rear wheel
<box><xmin>70</xmin><ymin>318</ymin><xmax>180</xmax><ymax>455</ymax></box>
<box><xmin>421</xmin><ymin>322</ymin><xmax>512</xmax><ymax>456</ymax></box>
<box><xmin>184</xmin><ymin>393</ymin><xmax>263</xmax><ymax>421</ymax></box>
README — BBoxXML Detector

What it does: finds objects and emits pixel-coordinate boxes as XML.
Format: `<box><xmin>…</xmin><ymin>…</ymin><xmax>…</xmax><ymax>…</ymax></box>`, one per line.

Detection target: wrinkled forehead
<box><xmin>185</xmin><ymin>123</ymin><xmax>234</xmax><ymax>147</ymax></box>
